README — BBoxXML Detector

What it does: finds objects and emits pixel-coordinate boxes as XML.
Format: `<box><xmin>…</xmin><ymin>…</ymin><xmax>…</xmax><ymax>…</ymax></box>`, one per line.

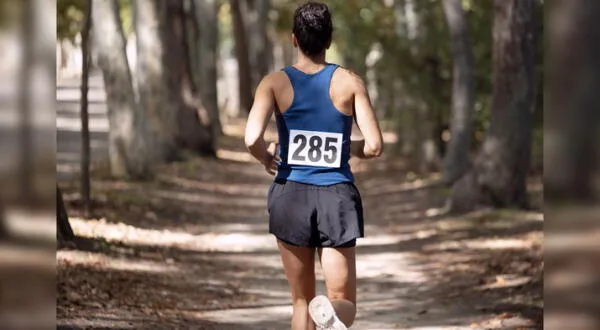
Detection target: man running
<box><xmin>245</xmin><ymin>2</ymin><xmax>383</xmax><ymax>329</ymax></box>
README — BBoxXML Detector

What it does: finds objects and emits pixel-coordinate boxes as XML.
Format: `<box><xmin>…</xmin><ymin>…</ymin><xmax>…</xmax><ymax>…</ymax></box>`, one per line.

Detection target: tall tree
<box><xmin>441</xmin><ymin>0</ymin><xmax>475</xmax><ymax>184</ymax></box>
<box><xmin>0</xmin><ymin>200</ymin><xmax>6</xmax><ymax>239</ymax></box>
<box><xmin>246</xmin><ymin>0</ymin><xmax>272</xmax><ymax>89</ymax></box>
<box><xmin>230</xmin><ymin>0</ymin><xmax>253</xmax><ymax>114</ymax></box>
<box><xmin>392</xmin><ymin>0</ymin><xmax>417</xmax><ymax>161</ymax></box>
<box><xmin>450</xmin><ymin>0</ymin><xmax>535</xmax><ymax>212</ymax></box>
<box><xmin>162</xmin><ymin>0</ymin><xmax>215</xmax><ymax>155</ymax></box>
<box><xmin>134</xmin><ymin>0</ymin><xmax>180</xmax><ymax>162</ymax></box>
<box><xmin>545</xmin><ymin>0</ymin><xmax>600</xmax><ymax>201</ymax></box>
<box><xmin>92</xmin><ymin>0</ymin><xmax>151</xmax><ymax>179</ymax></box>
<box><xmin>282</xmin><ymin>38</ymin><xmax>295</xmax><ymax>66</ymax></box>
<box><xmin>190</xmin><ymin>0</ymin><xmax>222</xmax><ymax>137</ymax></box>
<box><xmin>57</xmin><ymin>186</ymin><xmax>74</xmax><ymax>244</ymax></box>
<box><xmin>19</xmin><ymin>0</ymin><xmax>34</xmax><ymax>200</ymax></box>
<box><xmin>80</xmin><ymin>0</ymin><xmax>92</xmax><ymax>216</ymax></box>
<box><xmin>389</xmin><ymin>0</ymin><xmax>439</xmax><ymax>171</ymax></box>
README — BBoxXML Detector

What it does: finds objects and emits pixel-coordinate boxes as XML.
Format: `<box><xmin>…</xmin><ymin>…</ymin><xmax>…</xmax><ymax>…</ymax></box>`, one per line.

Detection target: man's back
<box><xmin>268</xmin><ymin>63</ymin><xmax>355</xmax><ymax>185</ymax></box>
<box><xmin>268</xmin><ymin>65</ymin><xmax>359</xmax><ymax>117</ymax></box>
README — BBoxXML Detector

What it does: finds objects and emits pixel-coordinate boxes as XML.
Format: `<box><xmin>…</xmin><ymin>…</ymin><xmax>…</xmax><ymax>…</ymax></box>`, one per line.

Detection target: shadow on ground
<box><xmin>57</xmin><ymin>122</ymin><xmax>543</xmax><ymax>329</ymax></box>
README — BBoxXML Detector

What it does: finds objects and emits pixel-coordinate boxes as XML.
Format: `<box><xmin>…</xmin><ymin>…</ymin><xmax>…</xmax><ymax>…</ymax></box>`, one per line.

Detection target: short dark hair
<box><xmin>292</xmin><ymin>2</ymin><xmax>333</xmax><ymax>56</ymax></box>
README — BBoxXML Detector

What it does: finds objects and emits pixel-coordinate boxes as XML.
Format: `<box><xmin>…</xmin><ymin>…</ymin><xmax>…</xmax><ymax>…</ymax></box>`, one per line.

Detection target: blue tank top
<box><xmin>275</xmin><ymin>63</ymin><xmax>354</xmax><ymax>186</ymax></box>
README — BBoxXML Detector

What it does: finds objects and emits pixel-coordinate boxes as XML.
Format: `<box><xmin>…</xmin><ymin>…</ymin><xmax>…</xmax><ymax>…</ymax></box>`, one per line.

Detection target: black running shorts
<box><xmin>267</xmin><ymin>179</ymin><xmax>364</xmax><ymax>248</ymax></box>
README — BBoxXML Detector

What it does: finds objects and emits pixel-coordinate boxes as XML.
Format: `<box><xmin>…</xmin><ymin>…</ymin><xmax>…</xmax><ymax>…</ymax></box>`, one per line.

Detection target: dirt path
<box><xmin>57</xmin><ymin>126</ymin><xmax>542</xmax><ymax>329</ymax></box>
<box><xmin>56</xmin><ymin>81</ymin><xmax>542</xmax><ymax>329</ymax></box>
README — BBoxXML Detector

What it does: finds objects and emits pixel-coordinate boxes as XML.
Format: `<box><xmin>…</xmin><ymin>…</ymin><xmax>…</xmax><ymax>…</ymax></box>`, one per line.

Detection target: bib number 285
<box><xmin>288</xmin><ymin>129</ymin><xmax>342</xmax><ymax>168</ymax></box>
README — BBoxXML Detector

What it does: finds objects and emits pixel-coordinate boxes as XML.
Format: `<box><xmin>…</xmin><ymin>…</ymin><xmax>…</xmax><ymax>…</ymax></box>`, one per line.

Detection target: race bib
<box><xmin>287</xmin><ymin>129</ymin><xmax>342</xmax><ymax>168</ymax></box>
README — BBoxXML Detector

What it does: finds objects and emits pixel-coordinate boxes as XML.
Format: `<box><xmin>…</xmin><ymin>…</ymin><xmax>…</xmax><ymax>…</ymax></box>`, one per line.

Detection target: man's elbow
<box><xmin>244</xmin><ymin>134</ymin><xmax>259</xmax><ymax>150</ymax></box>
<box><xmin>365</xmin><ymin>141</ymin><xmax>383</xmax><ymax>158</ymax></box>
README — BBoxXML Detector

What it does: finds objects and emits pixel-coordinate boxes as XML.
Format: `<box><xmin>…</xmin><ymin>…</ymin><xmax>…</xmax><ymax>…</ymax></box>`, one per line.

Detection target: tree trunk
<box><xmin>191</xmin><ymin>0</ymin><xmax>222</xmax><ymax>138</ymax></box>
<box><xmin>422</xmin><ymin>57</ymin><xmax>443</xmax><ymax>173</ymax></box>
<box><xmin>19</xmin><ymin>0</ymin><xmax>34</xmax><ymax>201</ymax></box>
<box><xmin>545</xmin><ymin>0</ymin><xmax>600</xmax><ymax>201</ymax></box>
<box><xmin>414</xmin><ymin>103</ymin><xmax>431</xmax><ymax>175</ymax></box>
<box><xmin>57</xmin><ymin>186</ymin><xmax>74</xmax><ymax>243</ymax></box>
<box><xmin>162</xmin><ymin>0</ymin><xmax>215</xmax><ymax>155</ymax></box>
<box><xmin>92</xmin><ymin>0</ymin><xmax>151</xmax><ymax>179</ymax></box>
<box><xmin>450</xmin><ymin>0</ymin><xmax>535</xmax><ymax>212</ymax></box>
<box><xmin>246</xmin><ymin>0</ymin><xmax>272</xmax><ymax>89</ymax></box>
<box><xmin>60</xmin><ymin>41</ymin><xmax>68</xmax><ymax>70</ymax></box>
<box><xmin>257</xmin><ymin>0</ymin><xmax>272</xmax><ymax>75</ymax></box>
<box><xmin>80</xmin><ymin>0</ymin><xmax>92</xmax><ymax>216</ymax></box>
<box><xmin>0</xmin><ymin>199</ymin><xmax>6</xmax><ymax>238</ymax></box>
<box><xmin>282</xmin><ymin>38</ymin><xmax>295</xmax><ymax>66</ymax></box>
<box><xmin>230</xmin><ymin>0</ymin><xmax>253</xmax><ymax>114</ymax></box>
<box><xmin>134</xmin><ymin>0</ymin><xmax>180</xmax><ymax>162</ymax></box>
<box><xmin>396</xmin><ymin>81</ymin><xmax>415</xmax><ymax>159</ymax></box>
<box><xmin>441</xmin><ymin>0</ymin><xmax>475</xmax><ymax>184</ymax></box>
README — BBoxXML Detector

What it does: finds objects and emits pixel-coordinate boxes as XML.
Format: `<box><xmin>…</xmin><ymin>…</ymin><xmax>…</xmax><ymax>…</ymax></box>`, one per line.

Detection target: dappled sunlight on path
<box><xmin>58</xmin><ymin>121</ymin><xmax>542</xmax><ymax>329</ymax></box>
<box><xmin>68</xmin><ymin>218</ymin><xmax>275</xmax><ymax>253</ymax></box>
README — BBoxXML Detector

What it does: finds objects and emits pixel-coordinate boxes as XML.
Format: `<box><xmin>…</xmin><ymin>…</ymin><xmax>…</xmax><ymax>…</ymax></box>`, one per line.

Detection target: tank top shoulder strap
<box><xmin>281</xmin><ymin>66</ymin><xmax>302</xmax><ymax>88</ymax></box>
<box><xmin>281</xmin><ymin>64</ymin><xmax>341</xmax><ymax>104</ymax></box>
<box><xmin>322</xmin><ymin>63</ymin><xmax>340</xmax><ymax>84</ymax></box>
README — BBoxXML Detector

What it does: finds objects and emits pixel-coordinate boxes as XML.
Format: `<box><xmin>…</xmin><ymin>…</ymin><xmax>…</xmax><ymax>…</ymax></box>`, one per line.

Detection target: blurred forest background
<box><xmin>52</xmin><ymin>0</ymin><xmax>550</xmax><ymax>328</ymax></box>
<box><xmin>0</xmin><ymin>0</ymin><xmax>596</xmax><ymax>328</ymax></box>
<box><xmin>55</xmin><ymin>0</ymin><xmax>543</xmax><ymax>214</ymax></box>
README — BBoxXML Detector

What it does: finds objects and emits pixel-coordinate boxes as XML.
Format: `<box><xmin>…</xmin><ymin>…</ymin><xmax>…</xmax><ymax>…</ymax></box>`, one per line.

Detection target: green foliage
<box><xmin>119</xmin><ymin>0</ymin><xmax>133</xmax><ymax>36</ymax></box>
<box><xmin>0</xmin><ymin>0</ymin><xmax>21</xmax><ymax>30</ymax></box>
<box><xmin>468</xmin><ymin>0</ymin><xmax>494</xmax><ymax>135</ymax></box>
<box><xmin>217</xmin><ymin>0</ymin><xmax>542</xmax><ymax>154</ymax></box>
<box><xmin>57</xmin><ymin>0</ymin><xmax>84</xmax><ymax>41</ymax></box>
<box><xmin>218</xmin><ymin>1</ymin><xmax>234</xmax><ymax>57</ymax></box>
<box><xmin>272</xmin><ymin>0</ymin><xmax>296</xmax><ymax>33</ymax></box>
<box><xmin>273</xmin><ymin>0</ymin><xmax>468</xmax><ymax>134</ymax></box>
<box><xmin>272</xmin><ymin>0</ymin><xmax>396</xmax><ymax>75</ymax></box>
<box><xmin>57</xmin><ymin>0</ymin><xmax>133</xmax><ymax>42</ymax></box>
<box><xmin>329</xmin><ymin>0</ymin><xmax>396</xmax><ymax>75</ymax></box>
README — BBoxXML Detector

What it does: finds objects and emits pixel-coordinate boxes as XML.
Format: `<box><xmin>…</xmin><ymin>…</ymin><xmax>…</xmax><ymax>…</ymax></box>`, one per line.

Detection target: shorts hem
<box><xmin>271</xmin><ymin>233</ymin><xmax>362</xmax><ymax>248</ymax></box>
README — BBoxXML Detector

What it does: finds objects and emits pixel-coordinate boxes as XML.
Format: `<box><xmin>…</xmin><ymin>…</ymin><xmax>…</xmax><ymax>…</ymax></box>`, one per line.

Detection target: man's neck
<box><xmin>296</xmin><ymin>51</ymin><xmax>327</xmax><ymax>71</ymax></box>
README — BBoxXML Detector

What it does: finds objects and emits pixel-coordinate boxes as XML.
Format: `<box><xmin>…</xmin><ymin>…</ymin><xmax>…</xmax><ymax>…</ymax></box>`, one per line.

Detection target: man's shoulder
<box><xmin>262</xmin><ymin>70</ymin><xmax>289</xmax><ymax>88</ymax></box>
<box><xmin>332</xmin><ymin>66</ymin><xmax>365</xmax><ymax>91</ymax></box>
<box><xmin>334</xmin><ymin>65</ymin><xmax>360</xmax><ymax>77</ymax></box>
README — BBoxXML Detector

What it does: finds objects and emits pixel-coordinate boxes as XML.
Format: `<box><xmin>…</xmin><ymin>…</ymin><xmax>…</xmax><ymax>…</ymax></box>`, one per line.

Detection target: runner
<box><xmin>245</xmin><ymin>2</ymin><xmax>383</xmax><ymax>329</ymax></box>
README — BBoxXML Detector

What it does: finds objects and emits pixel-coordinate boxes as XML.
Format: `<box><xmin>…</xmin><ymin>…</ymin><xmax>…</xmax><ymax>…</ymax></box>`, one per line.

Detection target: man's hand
<box><xmin>350</xmin><ymin>138</ymin><xmax>366</xmax><ymax>158</ymax></box>
<box><xmin>263</xmin><ymin>142</ymin><xmax>281</xmax><ymax>175</ymax></box>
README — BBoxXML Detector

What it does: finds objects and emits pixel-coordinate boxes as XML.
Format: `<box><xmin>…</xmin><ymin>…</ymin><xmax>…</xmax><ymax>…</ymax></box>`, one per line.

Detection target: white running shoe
<box><xmin>308</xmin><ymin>295</ymin><xmax>348</xmax><ymax>330</ymax></box>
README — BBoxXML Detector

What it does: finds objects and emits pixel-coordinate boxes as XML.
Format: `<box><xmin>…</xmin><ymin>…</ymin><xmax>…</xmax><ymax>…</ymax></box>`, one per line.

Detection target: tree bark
<box><xmin>57</xmin><ymin>186</ymin><xmax>74</xmax><ymax>243</ymax></box>
<box><xmin>441</xmin><ymin>0</ymin><xmax>475</xmax><ymax>184</ymax></box>
<box><xmin>422</xmin><ymin>57</ymin><xmax>443</xmax><ymax>173</ymax></box>
<box><xmin>60</xmin><ymin>41</ymin><xmax>68</xmax><ymax>70</ymax></box>
<box><xmin>134</xmin><ymin>0</ymin><xmax>180</xmax><ymax>162</ymax></box>
<box><xmin>92</xmin><ymin>0</ymin><xmax>151</xmax><ymax>179</ymax></box>
<box><xmin>0</xmin><ymin>199</ymin><xmax>6</xmax><ymax>238</ymax></box>
<box><xmin>19</xmin><ymin>0</ymin><xmax>34</xmax><ymax>201</ymax></box>
<box><xmin>162</xmin><ymin>0</ymin><xmax>215</xmax><ymax>155</ymax></box>
<box><xmin>230</xmin><ymin>0</ymin><xmax>253</xmax><ymax>114</ymax></box>
<box><xmin>545</xmin><ymin>0</ymin><xmax>600</xmax><ymax>201</ymax></box>
<box><xmin>282</xmin><ymin>38</ymin><xmax>295</xmax><ymax>66</ymax></box>
<box><xmin>396</xmin><ymin>81</ymin><xmax>415</xmax><ymax>159</ymax></box>
<box><xmin>190</xmin><ymin>0</ymin><xmax>222</xmax><ymax>138</ymax></box>
<box><xmin>450</xmin><ymin>0</ymin><xmax>535</xmax><ymax>212</ymax></box>
<box><xmin>246</xmin><ymin>0</ymin><xmax>272</xmax><ymax>89</ymax></box>
<box><xmin>80</xmin><ymin>0</ymin><xmax>92</xmax><ymax>216</ymax></box>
